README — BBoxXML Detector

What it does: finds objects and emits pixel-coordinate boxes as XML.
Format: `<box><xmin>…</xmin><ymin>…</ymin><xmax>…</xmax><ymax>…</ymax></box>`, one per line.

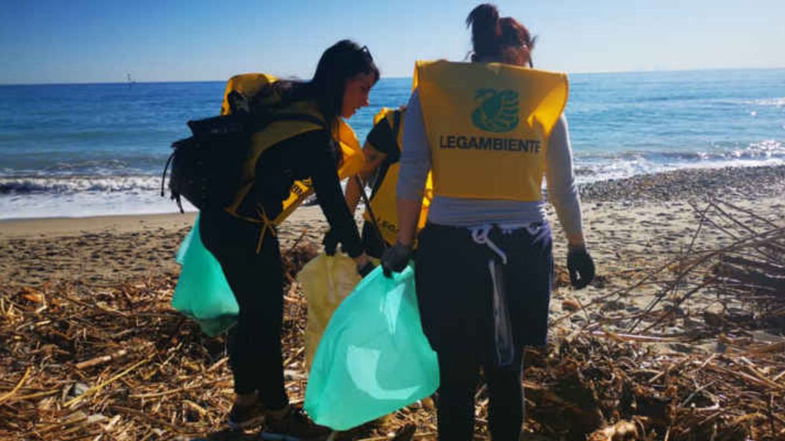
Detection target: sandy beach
<box><xmin>1</xmin><ymin>164</ymin><xmax>784</xmax><ymax>440</ymax></box>
<box><xmin>3</xmin><ymin>165</ymin><xmax>781</xmax><ymax>286</ymax></box>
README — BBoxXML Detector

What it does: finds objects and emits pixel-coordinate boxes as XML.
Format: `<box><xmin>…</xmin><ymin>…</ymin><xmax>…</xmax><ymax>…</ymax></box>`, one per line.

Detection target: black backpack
<box><xmin>161</xmin><ymin>92</ymin><xmax>325</xmax><ymax>212</ymax></box>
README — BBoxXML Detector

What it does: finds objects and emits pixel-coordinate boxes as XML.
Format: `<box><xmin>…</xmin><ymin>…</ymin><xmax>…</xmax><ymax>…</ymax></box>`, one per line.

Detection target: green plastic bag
<box><xmin>172</xmin><ymin>214</ymin><xmax>238</xmax><ymax>336</ymax></box>
<box><xmin>304</xmin><ymin>264</ymin><xmax>439</xmax><ymax>430</ymax></box>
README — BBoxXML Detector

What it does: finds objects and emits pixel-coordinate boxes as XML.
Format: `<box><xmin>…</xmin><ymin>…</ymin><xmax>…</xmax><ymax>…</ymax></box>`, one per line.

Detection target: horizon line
<box><xmin>1</xmin><ymin>66</ymin><xmax>783</xmax><ymax>87</ymax></box>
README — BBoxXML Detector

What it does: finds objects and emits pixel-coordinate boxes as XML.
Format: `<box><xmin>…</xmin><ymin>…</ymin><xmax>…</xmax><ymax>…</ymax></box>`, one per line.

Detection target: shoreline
<box><xmin>1</xmin><ymin>163</ymin><xmax>783</xmax><ymax>235</ymax></box>
<box><xmin>578</xmin><ymin>163</ymin><xmax>785</xmax><ymax>202</ymax></box>
<box><xmin>1</xmin><ymin>163</ymin><xmax>782</xmax><ymax>291</ymax></box>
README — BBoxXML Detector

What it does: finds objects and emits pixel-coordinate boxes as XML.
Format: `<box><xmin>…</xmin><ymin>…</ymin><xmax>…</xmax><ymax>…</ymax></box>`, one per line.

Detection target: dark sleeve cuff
<box><xmin>366</xmin><ymin>119</ymin><xmax>400</xmax><ymax>162</ymax></box>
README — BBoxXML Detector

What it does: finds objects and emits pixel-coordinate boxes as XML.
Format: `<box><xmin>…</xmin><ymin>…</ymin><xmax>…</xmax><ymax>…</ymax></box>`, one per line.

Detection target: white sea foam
<box><xmin>0</xmin><ymin>174</ymin><xmax>195</xmax><ymax>219</ymax></box>
<box><xmin>1</xmin><ymin>154</ymin><xmax>783</xmax><ymax>219</ymax></box>
<box><xmin>751</xmin><ymin>97</ymin><xmax>785</xmax><ymax>107</ymax></box>
<box><xmin>0</xmin><ymin>188</ymin><xmax>196</xmax><ymax>219</ymax></box>
<box><xmin>0</xmin><ymin>175</ymin><xmax>161</xmax><ymax>195</ymax></box>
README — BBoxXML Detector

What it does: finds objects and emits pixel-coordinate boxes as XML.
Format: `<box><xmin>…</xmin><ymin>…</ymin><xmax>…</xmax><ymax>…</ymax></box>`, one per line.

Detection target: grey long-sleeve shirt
<box><xmin>397</xmin><ymin>89</ymin><xmax>584</xmax><ymax>237</ymax></box>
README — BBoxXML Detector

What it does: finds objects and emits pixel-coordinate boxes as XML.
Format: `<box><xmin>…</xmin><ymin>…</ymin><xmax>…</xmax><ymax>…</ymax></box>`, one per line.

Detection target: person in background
<box><xmin>325</xmin><ymin>106</ymin><xmax>427</xmax><ymax>258</ymax></box>
<box><xmin>200</xmin><ymin>40</ymin><xmax>378</xmax><ymax>439</ymax></box>
<box><xmin>382</xmin><ymin>4</ymin><xmax>595</xmax><ymax>440</ymax></box>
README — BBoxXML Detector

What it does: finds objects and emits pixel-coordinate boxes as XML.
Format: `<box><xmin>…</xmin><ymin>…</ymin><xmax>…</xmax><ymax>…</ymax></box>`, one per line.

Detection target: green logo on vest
<box><xmin>472</xmin><ymin>89</ymin><xmax>519</xmax><ymax>133</ymax></box>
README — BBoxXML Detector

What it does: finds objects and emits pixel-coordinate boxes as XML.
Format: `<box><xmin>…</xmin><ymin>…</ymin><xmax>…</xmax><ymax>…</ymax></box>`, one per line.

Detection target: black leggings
<box><xmin>436</xmin><ymin>343</ymin><xmax>524</xmax><ymax>441</ymax></box>
<box><xmin>415</xmin><ymin>222</ymin><xmax>553</xmax><ymax>441</ymax></box>
<box><xmin>200</xmin><ymin>209</ymin><xmax>288</xmax><ymax>409</ymax></box>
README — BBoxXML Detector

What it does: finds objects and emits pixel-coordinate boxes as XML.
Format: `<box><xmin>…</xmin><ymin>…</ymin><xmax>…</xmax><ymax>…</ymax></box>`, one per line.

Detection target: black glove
<box><xmin>381</xmin><ymin>242</ymin><xmax>412</xmax><ymax>278</ymax></box>
<box><xmin>357</xmin><ymin>262</ymin><xmax>376</xmax><ymax>278</ymax></box>
<box><xmin>323</xmin><ymin>229</ymin><xmax>339</xmax><ymax>256</ymax></box>
<box><xmin>567</xmin><ymin>246</ymin><xmax>595</xmax><ymax>289</ymax></box>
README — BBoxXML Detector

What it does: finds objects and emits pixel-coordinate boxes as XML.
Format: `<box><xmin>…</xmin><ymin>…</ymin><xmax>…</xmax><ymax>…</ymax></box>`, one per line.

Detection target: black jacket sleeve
<box><xmin>305</xmin><ymin>131</ymin><xmax>364</xmax><ymax>257</ymax></box>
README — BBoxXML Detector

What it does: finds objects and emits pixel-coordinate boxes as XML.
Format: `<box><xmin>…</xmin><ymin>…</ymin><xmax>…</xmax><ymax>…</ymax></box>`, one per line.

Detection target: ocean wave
<box><xmin>0</xmin><ymin>175</ymin><xmax>161</xmax><ymax>195</ymax></box>
<box><xmin>574</xmin><ymin>154</ymin><xmax>785</xmax><ymax>183</ymax></box>
<box><xmin>750</xmin><ymin>97</ymin><xmax>785</xmax><ymax>107</ymax></box>
<box><xmin>576</xmin><ymin>139</ymin><xmax>785</xmax><ymax>163</ymax></box>
<box><xmin>43</xmin><ymin>159</ymin><xmax>132</xmax><ymax>173</ymax></box>
<box><xmin>636</xmin><ymin>94</ymin><xmax>702</xmax><ymax>103</ymax></box>
<box><xmin>0</xmin><ymin>190</ymin><xmax>195</xmax><ymax>220</ymax></box>
<box><xmin>0</xmin><ymin>157</ymin><xmax>164</xmax><ymax>178</ymax></box>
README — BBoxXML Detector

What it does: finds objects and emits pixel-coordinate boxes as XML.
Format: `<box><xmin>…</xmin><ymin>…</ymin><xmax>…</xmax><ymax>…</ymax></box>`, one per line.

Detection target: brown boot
<box><xmin>260</xmin><ymin>404</ymin><xmax>331</xmax><ymax>441</ymax></box>
<box><xmin>227</xmin><ymin>393</ymin><xmax>266</xmax><ymax>430</ymax></box>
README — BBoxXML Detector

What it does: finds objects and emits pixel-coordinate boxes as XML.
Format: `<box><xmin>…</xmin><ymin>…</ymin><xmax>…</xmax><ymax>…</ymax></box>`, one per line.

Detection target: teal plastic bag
<box><xmin>172</xmin><ymin>215</ymin><xmax>239</xmax><ymax>336</ymax></box>
<box><xmin>304</xmin><ymin>264</ymin><xmax>439</xmax><ymax>430</ymax></box>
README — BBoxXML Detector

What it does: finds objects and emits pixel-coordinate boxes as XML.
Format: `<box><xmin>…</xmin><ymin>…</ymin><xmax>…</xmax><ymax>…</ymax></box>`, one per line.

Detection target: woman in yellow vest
<box><xmin>326</xmin><ymin>106</ymin><xmax>432</xmax><ymax>258</ymax></box>
<box><xmin>382</xmin><ymin>5</ymin><xmax>595</xmax><ymax>440</ymax></box>
<box><xmin>199</xmin><ymin>40</ymin><xmax>377</xmax><ymax>438</ymax></box>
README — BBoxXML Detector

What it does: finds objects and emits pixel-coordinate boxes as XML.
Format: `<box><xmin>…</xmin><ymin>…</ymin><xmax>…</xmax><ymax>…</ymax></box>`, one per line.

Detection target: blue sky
<box><xmin>1</xmin><ymin>0</ymin><xmax>783</xmax><ymax>84</ymax></box>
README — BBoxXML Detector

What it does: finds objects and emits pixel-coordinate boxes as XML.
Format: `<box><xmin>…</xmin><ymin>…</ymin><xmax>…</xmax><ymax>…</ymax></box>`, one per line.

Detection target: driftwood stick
<box><xmin>110</xmin><ymin>405</ymin><xmax>183</xmax><ymax>434</ymax></box>
<box><xmin>686</xmin><ymin>200</ymin><xmax>712</xmax><ymax>254</ymax></box>
<box><xmin>128</xmin><ymin>377</ymin><xmax>228</xmax><ymax>399</ymax></box>
<box><xmin>9</xmin><ymin>389</ymin><xmax>60</xmax><ymax>402</ymax></box>
<box><xmin>680</xmin><ymin>381</ymin><xmax>717</xmax><ymax>407</ymax></box>
<box><xmin>285</xmin><ymin>228</ymin><xmax>310</xmax><ymax>257</ymax></box>
<box><xmin>709</xmin><ymin>199</ymin><xmax>759</xmax><ymax>236</ymax></box>
<box><xmin>34</xmin><ymin>410</ymin><xmax>91</xmax><ymax>434</ymax></box>
<box><xmin>65</xmin><ymin>357</ymin><xmax>151</xmax><ymax>408</ymax></box>
<box><xmin>75</xmin><ymin>349</ymin><xmax>129</xmax><ymax>370</ymax></box>
<box><xmin>641</xmin><ymin>277</ymin><xmax>717</xmax><ymax>333</ymax></box>
<box><xmin>206</xmin><ymin>357</ymin><xmax>229</xmax><ymax>372</ymax></box>
<box><xmin>591</xmin><ymin>330</ymin><xmax>684</xmax><ymax>343</ymax></box>
<box><xmin>629</xmin><ymin>225</ymin><xmax>785</xmax><ymax>332</ymax></box>
<box><xmin>721</xmin><ymin>255</ymin><xmax>785</xmax><ymax>274</ymax></box>
<box><xmin>554</xmin><ymin>257</ymin><xmax>676</xmax><ymax>326</ymax></box>
<box><xmin>284</xmin><ymin>346</ymin><xmax>305</xmax><ymax>367</ymax></box>
<box><xmin>0</xmin><ymin>366</ymin><xmax>31</xmax><ymax>404</ymax></box>
<box><xmin>628</xmin><ymin>201</ymin><xmax>711</xmax><ymax>331</ymax></box>
<box><xmin>718</xmin><ymin>199</ymin><xmax>781</xmax><ymax>229</ymax></box>
<box><xmin>714</xmin><ymin>366</ymin><xmax>785</xmax><ymax>391</ymax></box>
<box><xmin>716</xmin><ymin>262</ymin><xmax>785</xmax><ymax>291</ymax></box>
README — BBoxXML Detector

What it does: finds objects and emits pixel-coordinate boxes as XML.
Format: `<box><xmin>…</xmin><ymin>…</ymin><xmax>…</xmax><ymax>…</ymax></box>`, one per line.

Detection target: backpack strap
<box><xmin>224</xmin><ymin>111</ymin><xmax>330</xmax><ymax>224</ymax></box>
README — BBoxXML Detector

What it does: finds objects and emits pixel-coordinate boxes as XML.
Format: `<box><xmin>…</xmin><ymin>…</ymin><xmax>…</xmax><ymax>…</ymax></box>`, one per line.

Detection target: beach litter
<box><xmin>1</xmin><ymin>199</ymin><xmax>784</xmax><ymax>440</ymax></box>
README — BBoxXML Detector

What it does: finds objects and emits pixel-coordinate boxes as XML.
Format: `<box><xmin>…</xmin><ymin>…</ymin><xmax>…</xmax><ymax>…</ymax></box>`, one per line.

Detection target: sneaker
<box><xmin>228</xmin><ymin>397</ymin><xmax>267</xmax><ymax>430</ymax></box>
<box><xmin>260</xmin><ymin>405</ymin><xmax>331</xmax><ymax>441</ymax></box>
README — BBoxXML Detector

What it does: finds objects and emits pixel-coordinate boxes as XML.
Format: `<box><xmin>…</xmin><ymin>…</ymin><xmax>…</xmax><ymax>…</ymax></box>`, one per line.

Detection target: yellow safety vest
<box><xmin>220</xmin><ymin>73</ymin><xmax>364</xmax><ymax>225</ymax></box>
<box><xmin>414</xmin><ymin>60</ymin><xmax>568</xmax><ymax>201</ymax></box>
<box><xmin>363</xmin><ymin>108</ymin><xmax>432</xmax><ymax>245</ymax></box>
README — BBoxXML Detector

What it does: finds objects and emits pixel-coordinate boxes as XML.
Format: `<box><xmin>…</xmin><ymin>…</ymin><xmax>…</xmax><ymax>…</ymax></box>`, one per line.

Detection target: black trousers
<box><xmin>200</xmin><ymin>208</ymin><xmax>288</xmax><ymax>409</ymax></box>
<box><xmin>415</xmin><ymin>222</ymin><xmax>553</xmax><ymax>441</ymax></box>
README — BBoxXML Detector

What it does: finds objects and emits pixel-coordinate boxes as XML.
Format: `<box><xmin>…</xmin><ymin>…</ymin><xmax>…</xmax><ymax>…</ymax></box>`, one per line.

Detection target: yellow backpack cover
<box><xmin>221</xmin><ymin>73</ymin><xmax>365</xmax><ymax>224</ymax></box>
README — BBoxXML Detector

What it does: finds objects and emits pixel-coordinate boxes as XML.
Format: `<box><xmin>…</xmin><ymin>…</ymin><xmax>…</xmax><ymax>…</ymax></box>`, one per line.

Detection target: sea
<box><xmin>1</xmin><ymin>69</ymin><xmax>783</xmax><ymax>219</ymax></box>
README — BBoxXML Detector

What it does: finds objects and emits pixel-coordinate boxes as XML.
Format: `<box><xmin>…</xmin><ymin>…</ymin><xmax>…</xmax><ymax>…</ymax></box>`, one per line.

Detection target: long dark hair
<box><xmin>466</xmin><ymin>4</ymin><xmax>536</xmax><ymax>66</ymax></box>
<box><xmin>257</xmin><ymin>40</ymin><xmax>379</xmax><ymax>130</ymax></box>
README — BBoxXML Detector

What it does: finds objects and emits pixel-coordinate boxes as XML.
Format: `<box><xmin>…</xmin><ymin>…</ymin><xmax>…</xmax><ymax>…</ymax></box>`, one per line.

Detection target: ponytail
<box><xmin>466</xmin><ymin>4</ymin><xmax>501</xmax><ymax>62</ymax></box>
<box><xmin>466</xmin><ymin>3</ymin><xmax>535</xmax><ymax>65</ymax></box>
